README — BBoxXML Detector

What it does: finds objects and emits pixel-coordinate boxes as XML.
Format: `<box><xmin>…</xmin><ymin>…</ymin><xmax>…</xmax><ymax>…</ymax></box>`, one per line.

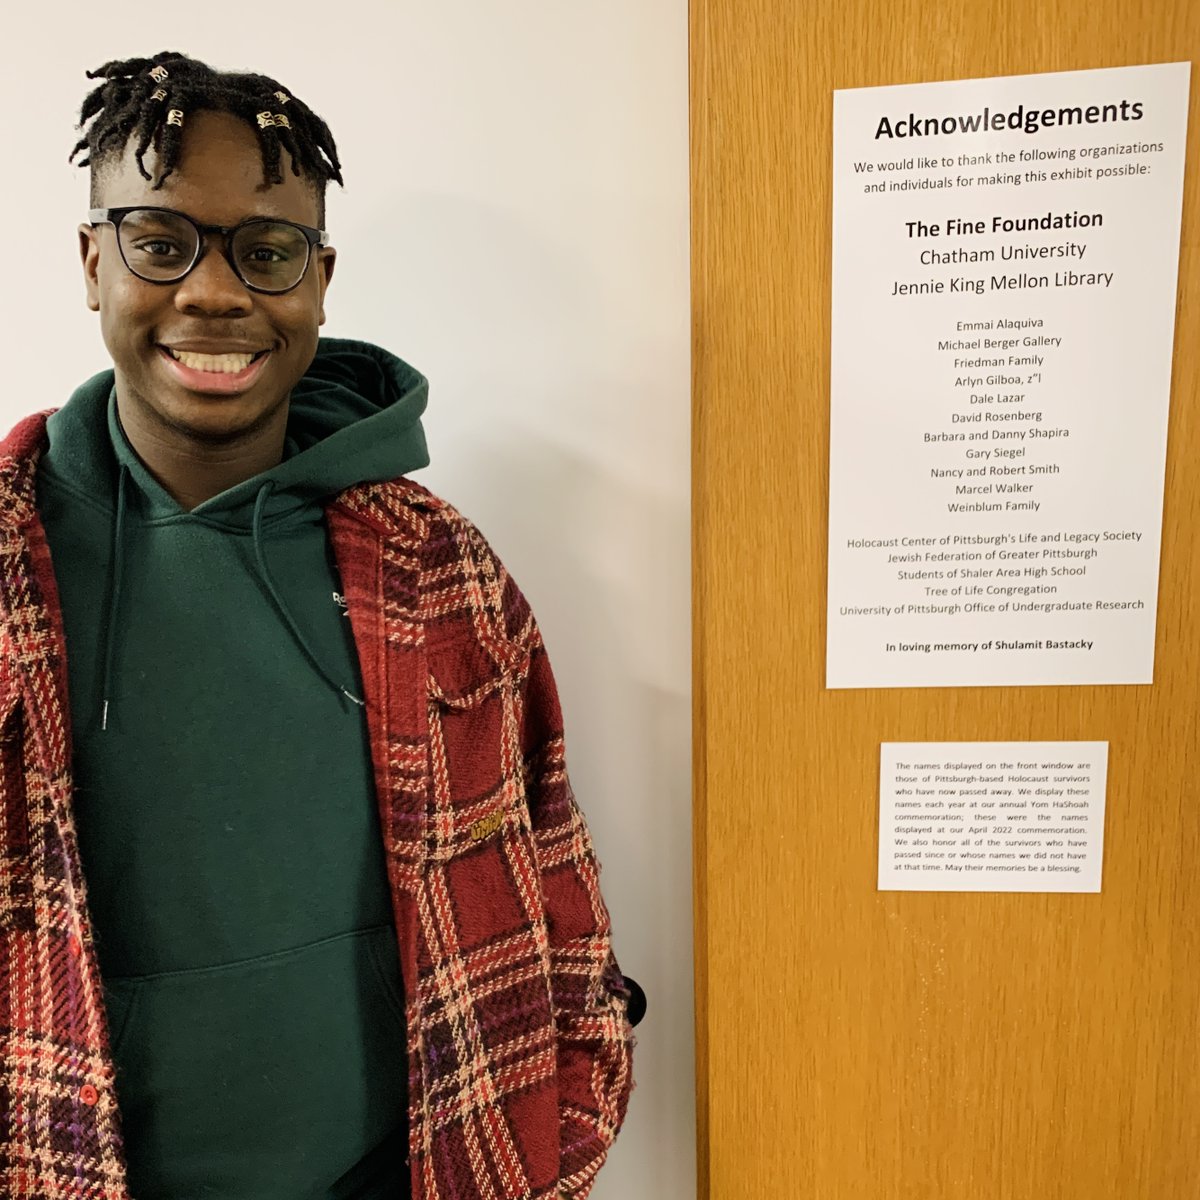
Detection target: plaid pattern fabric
<box><xmin>0</xmin><ymin>410</ymin><xmax>634</xmax><ymax>1199</ymax></box>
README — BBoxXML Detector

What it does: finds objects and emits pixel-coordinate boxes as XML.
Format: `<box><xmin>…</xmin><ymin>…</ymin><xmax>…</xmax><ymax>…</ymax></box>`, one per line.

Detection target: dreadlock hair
<box><xmin>68</xmin><ymin>50</ymin><xmax>345</xmax><ymax>227</ymax></box>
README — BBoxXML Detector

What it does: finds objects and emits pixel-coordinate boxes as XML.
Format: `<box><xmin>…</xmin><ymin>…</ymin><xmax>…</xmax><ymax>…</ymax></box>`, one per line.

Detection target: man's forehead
<box><xmin>99</xmin><ymin>114</ymin><xmax>318</xmax><ymax>224</ymax></box>
<box><xmin>102</xmin><ymin>182</ymin><xmax>309</xmax><ymax>225</ymax></box>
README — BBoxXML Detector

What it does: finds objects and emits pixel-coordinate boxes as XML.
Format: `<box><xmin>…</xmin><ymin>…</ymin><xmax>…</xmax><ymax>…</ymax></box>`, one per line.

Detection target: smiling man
<box><xmin>0</xmin><ymin>51</ymin><xmax>637</xmax><ymax>1200</ymax></box>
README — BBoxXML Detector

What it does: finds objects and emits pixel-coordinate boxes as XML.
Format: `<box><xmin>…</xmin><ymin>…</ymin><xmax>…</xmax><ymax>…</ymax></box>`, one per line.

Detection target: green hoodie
<box><xmin>34</xmin><ymin>337</ymin><xmax>430</xmax><ymax>1200</ymax></box>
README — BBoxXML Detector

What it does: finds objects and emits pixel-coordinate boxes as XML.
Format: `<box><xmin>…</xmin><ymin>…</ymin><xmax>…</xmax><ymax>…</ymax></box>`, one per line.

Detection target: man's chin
<box><xmin>177</xmin><ymin>406</ymin><xmax>281</xmax><ymax>446</ymax></box>
<box><xmin>136</xmin><ymin>388</ymin><xmax>287</xmax><ymax>448</ymax></box>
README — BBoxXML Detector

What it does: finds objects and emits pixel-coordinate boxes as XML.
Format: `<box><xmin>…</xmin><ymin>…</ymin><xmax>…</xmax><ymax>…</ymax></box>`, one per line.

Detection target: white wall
<box><xmin>2</xmin><ymin>6</ymin><xmax>693</xmax><ymax>1198</ymax></box>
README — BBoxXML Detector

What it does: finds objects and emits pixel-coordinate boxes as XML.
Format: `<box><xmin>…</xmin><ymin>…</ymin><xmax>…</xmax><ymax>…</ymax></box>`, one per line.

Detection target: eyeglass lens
<box><xmin>117</xmin><ymin>209</ymin><xmax>310</xmax><ymax>292</ymax></box>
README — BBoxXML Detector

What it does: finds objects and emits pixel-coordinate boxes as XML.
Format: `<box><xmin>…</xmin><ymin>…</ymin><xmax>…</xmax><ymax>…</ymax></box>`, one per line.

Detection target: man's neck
<box><xmin>115</xmin><ymin>394</ymin><xmax>289</xmax><ymax>513</ymax></box>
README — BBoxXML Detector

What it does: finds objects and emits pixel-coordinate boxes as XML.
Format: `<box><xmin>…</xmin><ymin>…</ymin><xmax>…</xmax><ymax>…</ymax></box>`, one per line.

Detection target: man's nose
<box><xmin>173</xmin><ymin>236</ymin><xmax>253</xmax><ymax>312</ymax></box>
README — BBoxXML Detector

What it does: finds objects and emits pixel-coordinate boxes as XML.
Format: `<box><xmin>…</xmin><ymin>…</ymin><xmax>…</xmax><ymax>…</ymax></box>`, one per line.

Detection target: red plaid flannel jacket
<box><xmin>0</xmin><ymin>410</ymin><xmax>634</xmax><ymax>1199</ymax></box>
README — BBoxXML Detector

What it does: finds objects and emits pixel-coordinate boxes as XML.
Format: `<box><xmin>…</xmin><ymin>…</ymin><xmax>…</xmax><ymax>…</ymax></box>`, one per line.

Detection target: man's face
<box><xmin>78</xmin><ymin>109</ymin><xmax>336</xmax><ymax>445</ymax></box>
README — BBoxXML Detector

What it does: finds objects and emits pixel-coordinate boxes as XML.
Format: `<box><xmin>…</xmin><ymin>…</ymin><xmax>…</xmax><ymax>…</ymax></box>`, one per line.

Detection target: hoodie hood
<box><xmin>38</xmin><ymin>336</ymin><xmax>431</xmax><ymax>725</ymax></box>
<box><xmin>46</xmin><ymin>336</ymin><xmax>431</xmax><ymax>525</ymax></box>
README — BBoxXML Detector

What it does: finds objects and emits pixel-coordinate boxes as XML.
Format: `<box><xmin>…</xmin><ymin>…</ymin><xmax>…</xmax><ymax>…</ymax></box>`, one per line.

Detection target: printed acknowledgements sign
<box><xmin>828</xmin><ymin>62</ymin><xmax>1191</xmax><ymax>688</ymax></box>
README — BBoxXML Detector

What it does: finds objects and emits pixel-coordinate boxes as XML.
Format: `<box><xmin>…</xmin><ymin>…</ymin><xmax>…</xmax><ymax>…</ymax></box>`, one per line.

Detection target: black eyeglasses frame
<box><xmin>87</xmin><ymin>205</ymin><xmax>331</xmax><ymax>295</ymax></box>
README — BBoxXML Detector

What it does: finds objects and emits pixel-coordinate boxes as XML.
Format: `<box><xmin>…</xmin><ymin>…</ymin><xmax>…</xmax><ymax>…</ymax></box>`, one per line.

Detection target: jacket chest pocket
<box><xmin>425</xmin><ymin>671</ymin><xmax>550</xmax><ymax>958</ymax></box>
<box><xmin>425</xmin><ymin>638</ymin><xmax>534</xmax><ymax>864</ymax></box>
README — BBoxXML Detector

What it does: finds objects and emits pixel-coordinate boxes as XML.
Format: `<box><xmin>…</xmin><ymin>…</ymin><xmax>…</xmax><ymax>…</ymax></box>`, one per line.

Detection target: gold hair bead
<box><xmin>149</xmin><ymin>66</ymin><xmax>169</xmax><ymax>83</ymax></box>
<box><xmin>256</xmin><ymin>110</ymin><xmax>276</xmax><ymax>128</ymax></box>
<box><xmin>166</xmin><ymin>109</ymin><xmax>184</xmax><ymax>127</ymax></box>
<box><xmin>274</xmin><ymin>113</ymin><xmax>291</xmax><ymax>129</ymax></box>
<box><xmin>274</xmin><ymin>91</ymin><xmax>291</xmax><ymax>105</ymax></box>
<box><xmin>150</xmin><ymin>87</ymin><xmax>167</xmax><ymax>102</ymax></box>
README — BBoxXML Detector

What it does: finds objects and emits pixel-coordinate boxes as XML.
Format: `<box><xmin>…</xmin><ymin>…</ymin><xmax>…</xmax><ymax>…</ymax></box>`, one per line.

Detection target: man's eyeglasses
<box><xmin>88</xmin><ymin>206</ymin><xmax>330</xmax><ymax>295</ymax></box>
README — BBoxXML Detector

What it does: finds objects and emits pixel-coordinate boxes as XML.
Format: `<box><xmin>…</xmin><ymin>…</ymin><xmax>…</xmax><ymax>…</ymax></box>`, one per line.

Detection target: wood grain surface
<box><xmin>691</xmin><ymin>3</ymin><xmax>1198</xmax><ymax>1197</ymax></box>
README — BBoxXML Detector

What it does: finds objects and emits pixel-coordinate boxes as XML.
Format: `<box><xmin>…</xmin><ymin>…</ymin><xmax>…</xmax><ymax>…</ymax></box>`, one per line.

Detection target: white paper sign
<box><xmin>879</xmin><ymin>741</ymin><xmax>1108</xmax><ymax>892</ymax></box>
<box><xmin>828</xmin><ymin>63</ymin><xmax>1191</xmax><ymax>688</ymax></box>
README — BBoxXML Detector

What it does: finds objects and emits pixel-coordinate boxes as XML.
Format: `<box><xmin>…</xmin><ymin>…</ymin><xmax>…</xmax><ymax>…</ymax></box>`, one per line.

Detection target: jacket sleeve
<box><xmin>463</xmin><ymin>518</ymin><xmax>636</xmax><ymax>1198</ymax></box>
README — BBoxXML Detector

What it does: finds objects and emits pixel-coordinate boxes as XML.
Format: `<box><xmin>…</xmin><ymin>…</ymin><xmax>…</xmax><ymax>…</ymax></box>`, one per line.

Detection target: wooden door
<box><xmin>691</xmin><ymin>3</ymin><xmax>1199</xmax><ymax>1197</ymax></box>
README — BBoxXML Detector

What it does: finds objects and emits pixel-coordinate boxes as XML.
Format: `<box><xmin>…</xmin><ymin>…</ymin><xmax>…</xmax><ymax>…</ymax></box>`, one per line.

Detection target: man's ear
<box><xmin>78</xmin><ymin>224</ymin><xmax>101</xmax><ymax>313</ymax></box>
<box><xmin>317</xmin><ymin>246</ymin><xmax>336</xmax><ymax>327</ymax></box>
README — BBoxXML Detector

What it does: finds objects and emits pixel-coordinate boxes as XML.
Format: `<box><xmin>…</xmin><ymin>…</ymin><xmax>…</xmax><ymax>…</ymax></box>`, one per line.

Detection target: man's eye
<box><xmin>245</xmin><ymin>246</ymin><xmax>290</xmax><ymax>263</ymax></box>
<box><xmin>134</xmin><ymin>239</ymin><xmax>183</xmax><ymax>257</ymax></box>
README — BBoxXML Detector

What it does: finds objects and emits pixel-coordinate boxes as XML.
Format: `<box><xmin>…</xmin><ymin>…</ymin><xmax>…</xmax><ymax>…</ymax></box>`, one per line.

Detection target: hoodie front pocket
<box><xmin>101</xmin><ymin>977</ymin><xmax>143</xmax><ymax>1058</ymax></box>
<box><xmin>364</xmin><ymin>921</ymin><xmax>406</xmax><ymax>1026</ymax></box>
<box><xmin>103</xmin><ymin>925</ymin><xmax>410</xmax><ymax>1200</ymax></box>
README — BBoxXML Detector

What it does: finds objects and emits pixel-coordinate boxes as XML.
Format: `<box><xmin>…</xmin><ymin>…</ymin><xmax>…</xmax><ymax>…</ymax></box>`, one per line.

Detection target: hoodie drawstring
<box><xmin>100</xmin><ymin>465</ymin><xmax>130</xmax><ymax>731</ymax></box>
<box><xmin>251</xmin><ymin>482</ymin><xmax>365</xmax><ymax>709</ymax></box>
<box><xmin>98</xmin><ymin>472</ymin><xmax>365</xmax><ymax>732</ymax></box>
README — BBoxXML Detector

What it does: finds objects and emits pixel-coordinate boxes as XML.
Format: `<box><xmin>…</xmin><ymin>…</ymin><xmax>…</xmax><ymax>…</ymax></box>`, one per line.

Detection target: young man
<box><xmin>0</xmin><ymin>50</ymin><xmax>637</xmax><ymax>1200</ymax></box>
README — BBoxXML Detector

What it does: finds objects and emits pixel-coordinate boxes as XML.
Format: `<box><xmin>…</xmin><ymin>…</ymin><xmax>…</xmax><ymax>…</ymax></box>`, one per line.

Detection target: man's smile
<box><xmin>156</xmin><ymin>344</ymin><xmax>273</xmax><ymax>393</ymax></box>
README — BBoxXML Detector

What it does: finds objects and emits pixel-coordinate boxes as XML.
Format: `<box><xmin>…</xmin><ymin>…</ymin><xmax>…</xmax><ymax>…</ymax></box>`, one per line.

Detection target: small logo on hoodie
<box><xmin>332</xmin><ymin>591</ymin><xmax>350</xmax><ymax>617</ymax></box>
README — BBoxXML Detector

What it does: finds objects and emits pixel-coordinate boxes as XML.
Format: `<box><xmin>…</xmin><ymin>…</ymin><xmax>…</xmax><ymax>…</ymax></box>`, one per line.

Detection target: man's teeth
<box><xmin>168</xmin><ymin>349</ymin><xmax>260</xmax><ymax>373</ymax></box>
